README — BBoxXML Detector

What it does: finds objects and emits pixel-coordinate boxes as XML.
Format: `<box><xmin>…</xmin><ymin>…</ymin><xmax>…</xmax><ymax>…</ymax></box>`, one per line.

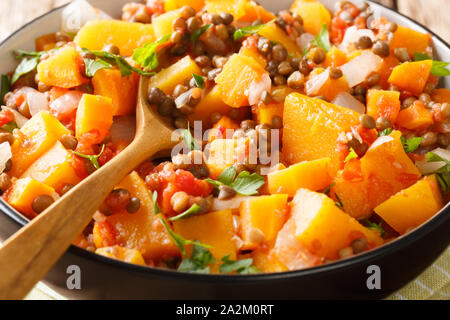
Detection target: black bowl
<box><xmin>0</xmin><ymin>1</ymin><xmax>449</xmax><ymax>299</ymax></box>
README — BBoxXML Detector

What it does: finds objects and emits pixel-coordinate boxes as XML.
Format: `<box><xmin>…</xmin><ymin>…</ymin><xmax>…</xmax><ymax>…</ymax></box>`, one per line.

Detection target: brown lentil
<box><xmin>0</xmin><ymin>132</ymin><xmax>14</xmax><ymax>145</ymax></box>
<box><xmin>103</xmin><ymin>44</ymin><xmax>120</xmax><ymax>55</ymax></box>
<box><xmin>148</xmin><ymin>87</ymin><xmax>166</xmax><ymax>105</ymax></box>
<box><xmin>299</xmin><ymin>59</ymin><xmax>310</xmax><ymax>75</ymax></box>
<box><xmin>215</xmin><ymin>24</ymin><xmax>229</xmax><ymax>41</ymax></box>
<box><xmin>376</xmin><ymin>116</ymin><xmax>391</xmax><ymax>130</ymax></box>
<box><xmin>134</xmin><ymin>7</ymin><xmax>151</xmax><ymax>23</ymax></box>
<box><xmin>158</xmin><ymin>97</ymin><xmax>175</xmax><ymax>117</ymax></box>
<box><xmin>393</xmin><ymin>47</ymin><xmax>410</xmax><ymax>62</ymax></box>
<box><xmin>287</xmin><ymin>71</ymin><xmax>305</xmax><ymax>89</ymax></box>
<box><xmin>424</xmin><ymin>82</ymin><xmax>436</xmax><ymax>95</ymax></box>
<box><xmin>257</xmin><ymin>37</ymin><xmax>272</xmax><ymax>55</ymax></box>
<box><xmin>266</xmin><ymin>60</ymin><xmax>279</xmax><ymax>77</ymax></box>
<box><xmin>272</xmin><ymin>43</ymin><xmax>288</xmax><ymax>62</ymax></box>
<box><xmin>210</xmin><ymin>13</ymin><xmax>224</xmax><ymax>25</ymax></box>
<box><xmin>366</xmin><ymin>73</ymin><xmax>380</xmax><ymax>86</ymax></box>
<box><xmin>60</xmin><ymin>183</ymin><xmax>74</xmax><ymax>195</ymax></box>
<box><xmin>372</xmin><ymin>40</ymin><xmax>390</xmax><ymax>57</ymax></box>
<box><xmin>180</xmin><ymin>5</ymin><xmax>196</xmax><ymax>19</ymax></box>
<box><xmin>60</xmin><ymin>134</ymin><xmax>78</xmax><ymax>150</ymax></box>
<box><xmin>228</xmin><ymin>108</ymin><xmax>240</xmax><ymax>120</ymax></box>
<box><xmin>420</xmin><ymin>132</ymin><xmax>438</xmax><ymax>147</ymax></box>
<box><xmin>174</xmin><ymin>117</ymin><xmax>189</xmax><ymax>129</ymax></box>
<box><xmin>32</xmin><ymin>194</ymin><xmax>54</xmax><ymax>213</ymax></box>
<box><xmin>126</xmin><ymin>197</ymin><xmax>141</xmax><ymax>213</ymax></box>
<box><xmin>340</xmin><ymin>10</ymin><xmax>354</xmax><ymax>23</ymax></box>
<box><xmin>220</xmin><ymin>12</ymin><xmax>234</xmax><ymax>25</ymax></box>
<box><xmin>348</xmin><ymin>138</ymin><xmax>369</xmax><ymax>157</ymax></box>
<box><xmin>437</xmin><ymin>133</ymin><xmax>449</xmax><ymax>147</ymax></box>
<box><xmin>106</xmin><ymin>188</ymin><xmax>131</xmax><ymax>210</ymax></box>
<box><xmin>170</xmin><ymin>30</ymin><xmax>183</xmax><ymax>44</ymax></box>
<box><xmin>386</xmin><ymin>22</ymin><xmax>398</xmax><ymax>33</ymax></box>
<box><xmin>278</xmin><ymin>61</ymin><xmax>294</xmax><ymax>75</ymax></box>
<box><xmin>351</xmin><ymin>238</ymin><xmax>368</xmax><ymax>254</ymax></box>
<box><xmin>218</xmin><ymin>185</ymin><xmax>237</xmax><ymax>200</ymax></box>
<box><xmin>187</xmin><ymin>16</ymin><xmax>201</xmax><ymax>32</ymax></box>
<box><xmin>261</xmin><ymin>91</ymin><xmax>272</xmax><ymax>105</ymax></box>
<box><xmin>273</xmin><ymin>75</ymin><xmax>287</xmax><ymax>86</ymax></box>
<box><xmin>419</xmin><ymin>93</ymin><xmax>431</xmax><ymax>105</ymax></box>
<box><xmin>330</xmin><ymin>67</ymin><xmax>343</xmax><ymax>79</ymax></box>
<box><xmin>210</xmin><ymin>112</ymin><xmax>222</xmax><ymax>124</ymax></box>
<box><xmin>172</xmin><ymin>17</ymin><xmax>187</xmax><ymax>31</ymax></box>
<box><xmin>311</xmin><ymin>47</ymin><xmax>326</xmax><ymax>64</ymax></box>
<box><xmin>212</xmin><ymin>55</ymin><xmax>228</xmax><ymax>68</ymax></box>
<box><xmin>0</xmin><ymin>173</ymin><xmax>11</xmax><ymax>191</ymax></box>
<box><xmin>240</xmin><ymin>120</ymin><xmax>257</xmax><ymax>131</ymax></box>
<box><xmin>18</xmin><ymin>101</ymin><xmax>31</xmax><ymax>118</ymax></box>
<box><xmin>271</xmin><ymin>115</ymin><xmax>283</xmax><ymax>129</ymax></box>
<box><xmin>3</xmin><ymin>159</ymin><xmax>11</xmax><ymax>172</ymax></box>
<box><xmin>360</xmin><ymin>114</ymin><xmax>376</xmax><ymax>129</ymax></box>
<box><xmin>402</xmin><ymin>96</ymin><xmax>416</xmax><ymax>109</ymax></box>
<box><xmin>440</xmin><ymin>103</ymin><xmax>450</xmax><ymax>119</ymax></box>
<box><xmin>192</xmin><ymin>40</ymin><xmax>206</xmax><ymax>56</ymax></box>
<box><xmin>355</xmin><ymin>36</ymin><xmax>373</xmax><ymax>49</ymax></box>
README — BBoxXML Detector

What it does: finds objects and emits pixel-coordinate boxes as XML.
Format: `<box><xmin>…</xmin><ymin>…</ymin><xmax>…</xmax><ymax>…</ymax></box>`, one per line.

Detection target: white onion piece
<box><xmin>415</xmin><ymin>147</ymin><xmax>450</xmax><ymax>174</ymax></box>
<box><xmin>61</xmin><ymin>0</ymin><xmax>112</xmax><ymax>34</ymax></box>
<box><xmin>211</xmin><ymin>196</ymin><xmax>253</xmax><ymax>211</ymax></box>
<box><xmin>341</xmin><ymin>51</ymin><xmax>383</xmax><ymax>87</ymax></box>
<box><xmin>0</xmin><ymin>142</ymin><xmax>12</xmax><ymax>173</ymax></box>
<box><xmin>49</xmin><ymin>91</ymin><xmax>83</xmax><ymax>120</ymax></box>
<box><xmin>248</xmin><ymin>73</ymin><xmax>271</xmax><ymax>106</ymax></box>
<box><xmin>2</xmin><ymin>106</ymin><xmax>28</xmax><ymax>128</ymax></box>
<box><xmin>338</xmin><ymin>26</ymin><xmax>376</xmax><ymax>53</ymax></box>
<box><xmin>368</xmin><ymin>135</ymin><xmax>394</xmax><ymax>151</ymax></box>
<box><xmin>27</xmin><ymin>91</ymin><xmax>48</xmax><ymax>116</ymax></box>
<box><xmin>109</xmin><ymin>116</ymin><xmax>136</xmax><ymax>144</ymax></box>
<box><xmin>332</xmin><ymin>92</ymin><xmax>365</xmax><ymax>114</ymax></box>
<box><xmin>305</xmin><ymin>69</ymin><xmax>330</xmax><ymax>96</ymax></box>
<box><xmin>297</xmin><ymin>33</ymin><xmax>315</xmax><ymax>51</ymax></box>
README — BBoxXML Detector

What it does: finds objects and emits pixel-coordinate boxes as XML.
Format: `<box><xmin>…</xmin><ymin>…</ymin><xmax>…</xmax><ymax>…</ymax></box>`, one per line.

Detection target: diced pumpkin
<box><xmin>92</xmin><ymin>68</ymin><xmax>139</xmax><ymax>116</ymax></box>
<box><xmin>396</xmin><ymin>100</ymin><xmax>433</xmax><ymax>130</ymax></box>
<box><xmin>258</xmin><ymin>22</ymin><xmax>302</xmax><ymax>56</ymax></box>
<box><xmin>173</xmin><ymin>209</ymin><xmax>236</xmax><ymax>260</ymax></box>
<box><xmin>291</xmin><ymin>189</ymin><xmax>383</xmax><ymax>260</ymax></box>
<box><xmin>366</xmin><ymin>89</ymin><xmax>401</xmax><ymax>124</ymax></box>
<box><xmin>20</xmin><ymin>141</ymin><xmax>81</xmax><ymax>193</ymax></box>
<box><xmin>290</xmin><ymin>0</ymin><xmax>332</xmax><ymax>35</ymax></box>
<box><xmin>37</xmin><ymin>47</ymin><xmax>89</xmax><ymax>88</ymax></box>
<box><xmin>378</xmin><ymin>54</ymin><xmax>400</xmax><ymax>88</ymax></box>
<box><xmin>388</xmin><ymin>60</ymin><xmax>432</xmax><ymax>96</ymax></box>
<box><xmin>389</xmin><ymin>25</ymin><xmax>431</xmax><ymax>57</ymax></box>
<box><xmin>5</xmin><ymin>178</ymin><xmax>55</xmax><ymax>219</ymax></box>
<box><xmin>282</xmin><ymin>93</ymin><xmax>360</xmax><ymax>164</ymax></box>
<box><xmin>149</xmin><ymin>55</ymin><xmax>201</xmax><ymax>95</ymax></box>
<box><xmin>323</xmin><ymin>46</ymin><xmax>348</xmax><ymax>68</ymax></box>
<box><xmin>35</xmin><ymin>33</ymin><xmax>57</xmax><ymax>52</ymax></box>
<box><xmin>239</xmin><ymin>194</ymin><xmax>289</xmax><ymax>250</ymax></box>
<box><xmin>205</xmin><ymin>0</ymin><xmax>247</xmax><ymax>21</ymax></box>
<box><xmin>252</xmin><ymin>248</ymin><xmax>288</xmax><ymax>273</ymax></box>
<box><xmin>239</xmin><ymin>47</ymin><xmax>267</xmax><ymax>68</ymax></box>
<box><xmin>107</xmin><ymin>171</ymin><xmax>179</xmax><ymax>260</ymax></box>
<box><xmin>164</xmin><ymin>0</ymin><xmax>205</xmax><ymax>12</ymax></box>
<box><xmin>268</xmin><ymin>158</ymin><xmax>332</xmax><ymax>196</ymax></box>
<box><xmin>206</xmin><ymin>138</ymin><xmax>248</xmax><ymax>179</ymax></box>
<box><xmin>96</xmin><ymin>245</ymin><xmax>146</xmax><ymax>266</ymax></box>
<box><xmin>207</xmin><ymin>115</ymin><xmax>239</xmax><ymax>142</ymax></box>
<box><xmin>254</xmin><ymin>102</ymin><xmax>283</xmax><ymax>126</ymax></box>
<box><xmin>215</xmin><ymin>53</ymin><xmax>268</xmax><ymax>108</ymax></box>
<box><xmin>10</xmin><ymin>111</ymin><xmax>70</xmax><ymax>177</ymax></box>
<box><xmin>240</xmin><ymin>1</ymin><xmax>276</xmax><ymax>23</ymax></box>
<box><xmin>374</xmin><ymin>175</ymin><xmax>443</xmax><ymax>234</ymax></box>
<box><xmin>305</xmin><ymin>68</ymin><xmax>349</xmax><ymax>101</ymax></box>
<box><xmin>152</xmin><ymin>8</ymin><xmax>182</xmax><ymax>38</ymax></box>
<box><xmin>432</xmin><ymin>88</ymin><xmax>450</xmax><ymax>104</ymax></box>
<box><xmin>187</xmin><ymin>86</ymin><xmax>232</xmax><ymax>129</ymax></box>
<box><xmin>74</xmin><ymin>20</ymin><xmax>156</xmax><ymax>57</ymax></box>
<box><xmin>334</xmin><ymin>131</ymin><xmax>422</xmax><ymax>219</ymax></box>
<box><xmin>75</xmin><ymin>94</ymin><xmax>113</xmax><ymax>143</ymax></box>
<box><xmin>272</xmin><ymin>218</ymin><xmax>322</xmax><ymax>270</ymax></box>
<box><xmin>93</xmin><ymin>220</ymin><xmax>117</xmax><ymax>248</ymax></box>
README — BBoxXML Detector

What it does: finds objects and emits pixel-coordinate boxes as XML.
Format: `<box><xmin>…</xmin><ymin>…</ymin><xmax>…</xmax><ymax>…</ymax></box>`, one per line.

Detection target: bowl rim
<box><xmin>0</xmin><ymin>0</ymin><xmax>449</xmax><ymax>283</ymax></box>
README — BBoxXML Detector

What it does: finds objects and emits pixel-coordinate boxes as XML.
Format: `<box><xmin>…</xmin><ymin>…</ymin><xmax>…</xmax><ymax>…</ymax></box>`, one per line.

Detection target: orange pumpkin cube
<box><xmin>396</xmin><ymin>101</ymin><xmax>433</xmax><ymax>130</ymax></box>
<box><xmin>96</xmin><ymin>246</ymin><xmax>146</xmax><ymax>266</ymax></box>
<box><xmin>207</xmin><ymin>115</ymin><xmax>239</xmax><ymax>142</ymax></box>
<box><xmin>258</xmin><ymin>23</ymin><xmax>302</xmax><ymax>56</ymax></box>
<box><xmin>152</xmin><ymin>9</ymin><xmax>182</xmax><ymax>38</ymax></box>
<box><xmin>432</xmin><ymin>88</ymin><xmax>450</xmax><ymax>104</ymax></box>
<box><xmin>290</xmin><ymin>0</ymin><xmax>331</xmax><ymax>35</ymax></box>
<box><xmin>292</xmin><ymin>189</ymin><xmax>383</xmax><ymax>260</ymax></box>
<box><xmin>164</xmin><ymin>0</ymin><xmax>205</xmax><ymax>12</ymax></box>
<box><xmin>75</xmin><ymin>94</ymin><xmax>113</xmax><ymax>143</ymax></box>
<box><xmin>374</xmin><ymin>175</ymin><xmax>443</xmax><ymax>234</ymax></box>
<box><xmin>37</xmin><ymin>47</ymin><xmax>89</xmax><ymax>88</ymax></box>
<box><xmin>389</xmin><ymin>25</ymin><xmax>431</xmax><ymax>57</ymax></box>
<box><xmin>366</xmin><ymin>89</ymin><xmax>401</xmax><ymax>124</ymax></box>
<box><xmin>92</xmin><ymin>68</ymin><xmax>139</xmax><ymax>116</ymax></box>
<box><xmin>323</xmin><ymin>46</ymin><xmax>348</xmax><ymax>68</ymax></box>
<box><xmin>388</xmin><ymin>60</ymin><xmax>432</xmax><ymax>96</ymax></box>
<box><xmin>254</xmin><ymin>102</ymin><xmax>284</xmax><ymax>126</ymax></box>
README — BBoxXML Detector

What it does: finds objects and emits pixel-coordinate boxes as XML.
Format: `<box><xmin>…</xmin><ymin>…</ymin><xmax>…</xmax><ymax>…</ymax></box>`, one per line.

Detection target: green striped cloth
<box><xmin>26</xmin><ymin>246</ymin><xmax>450</xmax><ymax>300</ymax></box>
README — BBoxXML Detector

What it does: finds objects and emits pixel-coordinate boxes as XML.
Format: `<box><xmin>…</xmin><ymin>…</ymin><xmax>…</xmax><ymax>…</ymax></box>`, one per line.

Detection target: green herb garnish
<box><xmin>322</xmin><ymin>182</ymin><xmax>335</xmax><ymax>196</ymax></box>
<box><xmin>233</xmin><ymin>19</ymin><xmax>276</xmax><ymax>41</ymax></box>
<box><xmin>11</xmin><ymin>48</ymin><xmax>58</xmax><ymax>85</ymax></box>
<box><xmin>191</xmin><ymin>24</ymin><xmax>213</xmax><ymax>42</ymax></box>
<box><xmin>344</xmin><ymin>147</ymin><xmax>358</xmax><ymax>163</ymax></box>
<box><xmin>178</xmin><ymin>243</ymin><xmax>216</xmax><ymax>273</ymax></box>
<box><xmin>132</xmin><ymin>34</ymin><xmax>171</xmax><ymax>72</ymax></box>
<box><xmin>425</xmin><ymin>151</ymin><xmax>450</xmax><ymax>194</ymax></box>
<box><xmin>149</xmin><ymin>190</ymin><xmax>162</xmax><ymax>215</ymax></box>
<box><xmin>168</xmin><ymin>204</ymin><xmax>201</xmax><ymax>221</ymax></box>
<box><xmin>192</xmin><ymin>73</ymin><xmax>205</xmax><ymax>89</ymax></box>
<box><xmin>83</xmin><ymin>58</ymin><xmax>112</xmax><ymax>77</ymax></box>
<box><xmin>378</xmin><ymin>128</ymin><xmax>393</xmax><ymax>137</ymax></box>
<box><xmin>365</xmin><ymin>220</ymin><xmax>386</xmax><ymax>238</ymax></box>
<box><xmin>179</xmin><ymin>122</ymin><xmax>201</xmax><ymax>151</ymax></box>
<box><xmin>219</xmin><ymin>255</ymin><xmax>261</xmax><ymax>274</ymax></box>
<box><xmin>1</xmin><ymin>74</ymin><xmax>10</xmax><ymax>103</ymax></box>
<box><xmin>400</xmin><ymin>136</ymin><xmax>423</xmax><ymax>154</ymax></box>
<box><xmin>72</xmin><ymin>144</ymin><xmax>105</xmax><ymax>170</ymax></box>
<box><xmin>334</xmin><ymin>193</ymin><xmax>344</xmax><ymax>209</ymax></box>
<box><xmin>1</xmin><ymin>121</ymin><xmax>18</xmax><ymax>133</ymax></box>
<box><xmin>311</xmin><ymin>24</ymin><xmax>332</xmax><ymax>53</ymax></box>
<box><xmin>414</xmin><ymin>52</ymin><xmax>450</xmax><ymax>77</ymax></box>
<box><xmin>205</xmin><ymin>166</ymin><xmax>265</xmax><ymax>196</ymax></box>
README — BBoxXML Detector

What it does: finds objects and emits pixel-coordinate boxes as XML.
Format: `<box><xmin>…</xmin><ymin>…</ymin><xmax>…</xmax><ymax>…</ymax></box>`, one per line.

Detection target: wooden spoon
<box><xmin>0</xmin><ymin>77</ymin><xmax>179</xmax><ymax>299</ymax></box>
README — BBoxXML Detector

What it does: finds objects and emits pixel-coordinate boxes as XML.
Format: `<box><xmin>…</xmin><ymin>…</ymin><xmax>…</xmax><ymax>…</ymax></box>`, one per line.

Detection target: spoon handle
<box><xmin>0</xmin><ymin>137</ymin><xmax>163</xmax><ymax>300</ymax></box>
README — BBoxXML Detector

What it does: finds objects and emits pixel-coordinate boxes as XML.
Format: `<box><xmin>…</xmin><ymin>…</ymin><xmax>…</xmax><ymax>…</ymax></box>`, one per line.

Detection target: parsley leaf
<box><xmin>233</xmin><ymin>19</ymin><xmax>276</xmax><ymax>41</ymax></box>
<box><xmin>192</xmin><ymin>73</ymin><xmax>205</xmax><ymax>89</ymax></box>
<box><xmin>414</xmin><ymin>52</ymin><xmax>450</xmax><ymax>77</ymax></box>
<box><xmin>378</xmin><ymin>128</ymin><xmax>393</xmax><ymax>137</ymax></box>
<box><xmin>159</xmin><ymin>216</ymin><xmax>211</xmax><ymax>257</ymax></box>
<box><xmin>83</xmin><ymin>48</ymin><xmax>155</xmax><ymax>77</ymax></box>
<box><xmin>1</xmin><ymin>74</ymin><xmax>10</xmax><ymax>103</ymax></box>
<box><xmin>191</xmin><ymin>24</ymin><xmax>213</xmax><ymax>42</ymax></box>
<box><xmin>179</xmin><ymin>122</ymin><xmax>201</xmax><ymax>151</ymax></box>
<box><xmin>217</xmin><ymin>166</ymin><xmax>237</xmax><ymax>186</ymax></box>
<box><xmin>132</xmin><ymin>34</ymin><xmax>171</xmax><ymax>72</ymax></box>
<box><xmin>311</xmin><ymin>24</ymin><xmax>332</xmax><ymax>53</ymax></box>
<box><xmin>168</xmin><ymin>204</ymin><xmax>201</xmax><ymax>221</ymax></box>
<box><xmin>219</xmin><ymin>255</ymin><xmax>261</xmax><ymax>274</ymax></box>
<box><xmin>1</xmin><ymin>121</ymin><xmax>18</xmax><ymax>133</ymax></box>
<box><xmin>205</xmin><ymin>166</ymin><xmax>264</xmax><ymax>196</ymax></box>
<box><xmin>364</xmin><ymin>220</ymin><xmax>386</xmax><ymax>238</ymax></box>
<box><xmin>344</xmin><ymin>147</ymin><xmax>358</xmax><ymax>163</ymax></box>
<box><xmin>72</xmin><ymin>144</ymin><xmax>105</xmax><ymax>170</ymax></box>
<box><xmin>11</xmin><ymin>56</ymin><xmax>40</xmax><ymax>85</ymax></box>
<box><xmin>84</xmin><ymin>58</ymin><xmax>112</xmax><ymax>77</ymax></box>
<box><xmin>178</xmin><ymin>243</ymin><xmax>216</xmax><ymax>273</ymax></box>
<box><xmin>149</xmin><ymin>190</ymin><xmax>162</xmax><ymax>215</ymax></box>
<box><xmin>334</xmin><ymin>193</ymin><xmax>344</xmax><ymax>209</ymax></box>
<box><xmin>425</xmin><ymin>151</ymin><xmax>450</xmax><ymax>194</ymax></box>
<box><xmin>400</xmin><ymin>136</ymin><xmax>423</xmax><ymax>153</ymax></box>
<box><xmin>322</xmin><ymin>182</ymin><xmax>335</xmax><ymax>195</ymax></box>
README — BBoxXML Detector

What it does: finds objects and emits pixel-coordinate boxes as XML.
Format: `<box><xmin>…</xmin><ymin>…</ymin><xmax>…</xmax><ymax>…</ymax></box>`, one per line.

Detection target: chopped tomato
<box><xmin>330</xmin><ymin>16</ymin><xmax>348</xmax><ymax>44</ymax></box>
<box><xmin>342</xmin><ymin>159</ymin><xmax>364</xmax><ymax>182</ymax></box>
<box><xmin>355</xmin><ymin>124</ymin><xmax>378</xmax><ymax>145</ymax></box>
<box><xmin>0</xmin><ymin>109</ymin><xmax>14</xmax><ymax>127</ymax></box>
<box><xmin>173</xmin><ymin>169</ymin><xmax>213</xmax><ymax>197</ymax></box>
<box><xmin>49</xmin><ymin>90</ymin><xmax>83</xmax><ymax>129</ymax></box>
<box><xmin>94</xmin><ymin>221</ymin><xmax>117</xmax><ymax>248</ymax></box>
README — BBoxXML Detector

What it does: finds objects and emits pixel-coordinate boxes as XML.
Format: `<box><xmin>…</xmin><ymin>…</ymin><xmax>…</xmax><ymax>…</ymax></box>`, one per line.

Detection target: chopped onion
<box><xmin>248</xmin><ymin>73</ymin><xmax>271</xmax><ymax>106</ymax></box>
<box><xmin>415</xmin><ymin>147</ymin><xmax>450</xmax><ymax>175</ymax></box>
<box><xmin>2</xmin><ymin>106</ymin><xmax>28</xmax><ymax>128</ymax></box>
<box><xmin>61</xmin><ymin>0</ymin><xmax>112</xmax><ymax>34</ymax></box>
<box><xmin>211</xmin><ymin>196</ymin><xmax>253</xmax><ymax>211</ymax></box>
<box><xmin>305</xmin><ymin>69</ymin><xmax>329</xmax><ymax>96</ymax></box>
<box><xmin>332</xmin><ymin>92</ymin><xmax>365</xmax><ymax>114</ymax></box>
<box><xmin>0</xmin><ymin>142</ymin><xmax>12</xmax><ymax>173</ymax></box>
<box><xmin>110</xmin><ymin>116</ymin><xmax>136</xmax><ymax>144</ymax></box>
<box><xmin>49</xmin><ymin>91</ymin><xmax>83</xmax><ymax>121</ymax></box>
<box><xmin>297</xmin><ymin>33</ymin><xmax>315</xmax><ymax>51</ymax></box>
<box><xmin>341</xmin><ymin>51</ymin><xmax>384</xmax><ymax>87</ymax></box>
<box><xmin>27</xmin><ymin>91</ymin><xmax>48</xmax><ymax>117</ymax></box>
<box><xmin>369</xmin><ymin>135</ymin><xmax>394</xmax><ymax>151</ymax></box>
<box><xmin>338</xmin><ymin>26</ymin><xmax>376</xmax><ymax>53</ymax></box>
